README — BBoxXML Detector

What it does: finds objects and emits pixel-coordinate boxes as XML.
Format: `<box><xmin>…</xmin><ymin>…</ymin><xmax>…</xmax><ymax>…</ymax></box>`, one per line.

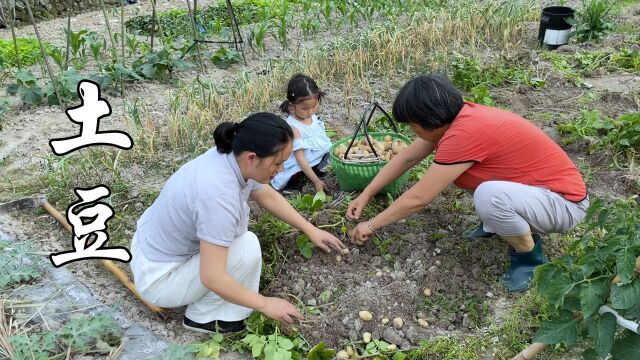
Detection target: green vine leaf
<box><xmin>533</xmin><ymin>311</ymin><xmax>578</xmax><ymax>345</ymax></box>
<box><xmin>587</xmin><ymin>312</ymin><xmax>616</xmax><ymax>359</ymax></box>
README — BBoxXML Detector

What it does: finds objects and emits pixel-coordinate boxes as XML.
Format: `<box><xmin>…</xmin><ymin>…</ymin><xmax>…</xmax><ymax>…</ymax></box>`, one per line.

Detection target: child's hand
<box><xmin>313</xmin><ymin>180</ymin><xmax>327</xmax><ymax>193</ymax></box>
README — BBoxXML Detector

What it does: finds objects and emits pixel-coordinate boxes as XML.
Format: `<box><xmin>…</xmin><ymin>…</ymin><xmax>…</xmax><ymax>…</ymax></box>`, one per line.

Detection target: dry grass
<box><xmin>0</xmin><ymin>300</ymin><xmax>14</xmax><ymax>359</ymax></box>
<box><xmin>160</xmin><ymin>0</ymin><xmax>538</xmax><ymax>156</ymax></box>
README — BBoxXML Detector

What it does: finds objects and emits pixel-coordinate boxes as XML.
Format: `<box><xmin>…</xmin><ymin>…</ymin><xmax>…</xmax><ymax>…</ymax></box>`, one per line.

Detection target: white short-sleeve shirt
<box><xmin>135</xmin><ymin>148</ymin><xmax>262</xmax><ymax>262</ymax></box>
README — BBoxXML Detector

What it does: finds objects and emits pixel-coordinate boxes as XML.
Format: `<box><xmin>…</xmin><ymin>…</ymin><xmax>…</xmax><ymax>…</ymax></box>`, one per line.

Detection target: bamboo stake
<box><xmin>98</xmin><ymin>0</ymin><xmax>117</xmax><ymax>63</ymax></box>
<box><xmin>120</xmin><ymin>2</ymin><xmax>125</xmax><ymax>99</ymax></box>
<box><xmin>185</xmin><ymin>0</ymin><xmax>205</xmax><ymax>73</ymax></box>
<box><xmin>64</xmin><ymin>0</ymin><xmax>72</xmax><ymax>70</ymax></box>
<box><xmin>22</xmin><ymin>0</ymin><xmax>62</xmax><ymax>106</ymax></box>
<box><xmin>4</xmin><ymin>1</ymin><xmax>21</xmax><ymax>69</ymax></box>
<box><xmin>150</xmin><ymin>0</ymin><xmax>156</xmax><ymax>50</ymax></box>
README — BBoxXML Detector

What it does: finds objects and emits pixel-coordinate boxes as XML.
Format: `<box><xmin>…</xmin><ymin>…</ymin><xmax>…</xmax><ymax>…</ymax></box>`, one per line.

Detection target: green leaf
<box><xmin>279</xmin><ymin>338</ymin><xmax>294</xmax><ymax>350</ymax></box>
<box><xmin>252</xmin><ymin>343</ymin><xmax>265</xmax><ymax>357</ymax></box>
<box><xmin>15</xmin><ymin>69</ymin><xmax>37</xmax><ymax>85</ymax></box>
<box><xmin>533</xmin><ymin>311</ymin><xmax>578</xmax><ymax>345</ymax></box>
<box><xmin>611</xmin><ymin>331</ymin><xmax>640</xmax><ymax>360</ymax></box>
<box><xmin>7</xmin><ymin>83</ymin><xmax>19</xmax><ymax>96</ymax></box>
<box><xmin>580</xmin><ymin>278</ymin><xmax>608</xmax><ymax>319</ymax></box>
<box><xmin>393</xmin><ymin>352</ymin><xmax>407</xmax><ymax>360</ymax></box>
<box><xmin>587</xmin><ymin>312</ymin><xmax>616</xmax><ymax>359</ymax></box>
<box><xmin>18</xmin><ymin>84</ymin><xmax>42</xmax><ymax>106</ymax></box>
<box><xmin>139</xmin><ymin>63</ymin><xmax>157</xmax><ymax>79</ymax></box>
<box><xmin>306</xmin><ymin>342</ymin><xmax>335</xmax><ymax>360</ymax></box>
<box><xmin>611</xmin><ymin>279</ymin><xmax>640</xmax><ymax>310</ymax></box>
<box><xmin>212</xmin><ymin>333</ymin><xmax>224</xmax><ymax>343</ymax></box>
<box><xmin>617</xmin><ymin>252</ymin><xmax>636</xmax><ymax>284</ymax></box>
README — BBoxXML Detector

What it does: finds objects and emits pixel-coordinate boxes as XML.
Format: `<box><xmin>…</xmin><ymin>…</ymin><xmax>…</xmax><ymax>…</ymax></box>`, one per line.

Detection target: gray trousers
<box><xmin>472</xmin><ymin>181</ymin><xmax>589</xmax><ymax>236</ymax></box>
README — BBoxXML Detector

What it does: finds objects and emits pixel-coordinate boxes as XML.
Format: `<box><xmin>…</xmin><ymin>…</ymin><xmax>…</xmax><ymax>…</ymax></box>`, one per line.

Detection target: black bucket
<box><xmin>537</xmin><ymin>6</ymin><xmax>574</xmax><ymax>50</ymax></box>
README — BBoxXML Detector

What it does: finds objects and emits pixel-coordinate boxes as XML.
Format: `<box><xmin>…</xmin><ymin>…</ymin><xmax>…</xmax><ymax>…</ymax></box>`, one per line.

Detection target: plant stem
<box><xmin>23</xmin><ymin>0</ymin><xmax>63</xmax><ymax>107</ymax></box>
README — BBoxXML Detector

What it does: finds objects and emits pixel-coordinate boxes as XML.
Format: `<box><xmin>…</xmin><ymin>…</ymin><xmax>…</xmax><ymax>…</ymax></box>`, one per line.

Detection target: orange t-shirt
<box><xmin>434</xmin><ymin>102</ymin><xmax>587</xmax><ymax>202</ymax></box>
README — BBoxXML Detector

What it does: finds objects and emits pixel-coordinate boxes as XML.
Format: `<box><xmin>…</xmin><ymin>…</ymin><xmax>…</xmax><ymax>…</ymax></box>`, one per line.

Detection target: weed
<box><xmin>0</xmin><ymin>38</ymin><xmax>50</xmax><ymax>68</ymax></box>
<box><xmin>0</xmin><ymin>240</ymin><xmax>40</xmax><ymax>289</ymax></box>
<box><xmin>6</xmin><ymin>69</ymin><xmax>43</xmax><ymax>107</ymax></box>
<box><xmin>571</xmin><ymin>0</ymin><xmax>615</xmax><ymax>43</ymax></box>
<box><xmin>210</xmin><ymin>46</ymin><xmax>242</xmax><ymax>69</ymax></box>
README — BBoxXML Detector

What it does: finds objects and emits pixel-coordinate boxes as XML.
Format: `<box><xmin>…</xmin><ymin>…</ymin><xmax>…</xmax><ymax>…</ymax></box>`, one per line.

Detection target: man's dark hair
<box><xmin>392</xmin><ymin>74</ymin><xmax>464</xmax><ymax>130</ymax></box>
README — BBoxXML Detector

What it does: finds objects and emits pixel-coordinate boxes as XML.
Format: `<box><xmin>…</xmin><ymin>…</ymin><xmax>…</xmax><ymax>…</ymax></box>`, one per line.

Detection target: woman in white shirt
<box><xmin>130</xmin><ymin>113</ymin><xmax>344</xmax><ymax>334</ymax></box>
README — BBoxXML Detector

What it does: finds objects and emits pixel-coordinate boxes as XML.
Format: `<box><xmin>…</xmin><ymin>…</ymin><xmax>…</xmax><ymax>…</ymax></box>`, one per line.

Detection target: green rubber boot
<box><xmin>502</xmin><ymin>234</ymin><xmax>549</xmax><ymax>292</ymax></box>
<box><xmin>464</xmin><ymin>222</ymin><xmax>495</xmax><ymax>239</ymax></box>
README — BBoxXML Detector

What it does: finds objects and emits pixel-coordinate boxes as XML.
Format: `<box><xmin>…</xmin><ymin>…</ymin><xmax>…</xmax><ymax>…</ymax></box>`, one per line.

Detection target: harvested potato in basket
<box><xmin>333</xmin><ymin>137</ymin><xmax>408</xmax><ymax>163</ymax></box>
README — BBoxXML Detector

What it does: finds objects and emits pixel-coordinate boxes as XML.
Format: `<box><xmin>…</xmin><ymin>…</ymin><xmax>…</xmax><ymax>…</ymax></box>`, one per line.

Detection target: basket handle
<box><xmin>343</xmin><ymin>101</ymin><xmax>397</xmax><ymax>160</ymax></box>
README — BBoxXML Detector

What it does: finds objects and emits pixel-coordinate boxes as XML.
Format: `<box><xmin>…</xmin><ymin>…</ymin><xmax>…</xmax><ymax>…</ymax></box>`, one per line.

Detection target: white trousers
<box><xmin>473</xmin><ymin>181</ymin><xmax>589</xmax><ymax>236</ymax></box>
<box><xmin>130</xmin><ymin>231</ymin><xmax>262</xmax><ymax>323</ymax></box>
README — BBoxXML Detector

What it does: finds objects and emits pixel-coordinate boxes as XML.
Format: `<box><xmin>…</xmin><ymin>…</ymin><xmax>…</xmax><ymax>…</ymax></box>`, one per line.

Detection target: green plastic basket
<box><xmin>330</xmin><ymin>132</ymin><xmax>412</xmax><ymax>195</ymax></box>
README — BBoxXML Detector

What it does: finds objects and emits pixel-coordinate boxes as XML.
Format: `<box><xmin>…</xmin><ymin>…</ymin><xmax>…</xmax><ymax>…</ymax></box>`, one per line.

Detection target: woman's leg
<box><xmin>472</xmin><ymin>181</ymin><xmax>589</xmax><ymax>291</ymax></box>
<box><xmin>130</xmin><ymin>231</ymin><xmax>262</xmax><ymax>322</ymax></box>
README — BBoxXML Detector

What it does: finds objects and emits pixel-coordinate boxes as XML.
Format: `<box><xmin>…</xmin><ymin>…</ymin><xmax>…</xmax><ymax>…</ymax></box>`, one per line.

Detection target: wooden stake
<box><xmin>64</xmin><ymin>0</ymin><xmax>72</xmax><ymax>70</ymax></box>
<box><xmin>98</xmin><ymin>0</ymin><xmax>117</xmax><ymax>63</ymax></box>
<box><xmin>23</xmin><ymin>0</ymin><xmax>62</xmax><ymax>107</ymax></box>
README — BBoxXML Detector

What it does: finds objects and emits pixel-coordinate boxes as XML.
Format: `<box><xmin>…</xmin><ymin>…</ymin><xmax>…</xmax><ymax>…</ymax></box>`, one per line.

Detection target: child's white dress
<box><xmin>271</xmin><ymin>114</ymin><xmax>332</xmax><ymax>190</ymax></box>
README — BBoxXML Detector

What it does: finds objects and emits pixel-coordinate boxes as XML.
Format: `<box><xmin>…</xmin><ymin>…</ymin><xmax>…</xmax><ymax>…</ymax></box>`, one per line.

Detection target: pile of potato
<box><xmin>333</xmin><ymin>135</ymin><xmax>408</xmax><ymax>162</ymax></box>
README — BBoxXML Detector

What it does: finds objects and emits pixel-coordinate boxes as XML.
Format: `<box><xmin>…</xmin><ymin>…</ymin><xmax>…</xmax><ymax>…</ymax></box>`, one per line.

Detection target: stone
<box><xmin>354</xmin><ymin>318</ymin><xmax>363</xmax><ymax>333</ymax></box>
<box><xmin>382</xmin><ymin>327</ymin><xmax>404</xmax><ymax>345</ymax></box>
<box><xmin>543</xmin><ymin>127</ymin><xmax>562</xmax><ymax>144</ymax></box>
<box><xmin>404</xmin><ymin>326</ymin><xmax>419</xmax><ymax>345</ymax></box>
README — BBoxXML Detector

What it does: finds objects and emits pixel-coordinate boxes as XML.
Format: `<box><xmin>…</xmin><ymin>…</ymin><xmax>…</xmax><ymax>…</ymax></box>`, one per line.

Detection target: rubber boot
<box><xmin>465</xmin><ymin>222</ymin><xmax>495</xmax><ymax>239</ymax></box>
<box><xmin>502</xmin><ymin>234</ymin><xmax>549</xmax><ymax>292</ymax></box>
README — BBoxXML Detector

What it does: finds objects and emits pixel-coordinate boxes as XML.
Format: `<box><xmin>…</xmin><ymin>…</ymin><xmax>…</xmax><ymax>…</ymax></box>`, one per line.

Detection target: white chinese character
<box><xmin>49</xmin><ymin>80</ymin><xmax>133</xmax><ymax>156</ymax></box>
<box><xmin>50</xmin><ymin>185</ymin><xmax>131</xmax><ymax>267</ymax></box>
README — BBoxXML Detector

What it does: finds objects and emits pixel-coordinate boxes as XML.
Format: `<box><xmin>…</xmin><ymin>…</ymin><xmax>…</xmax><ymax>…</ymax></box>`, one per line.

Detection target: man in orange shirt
<box><xmin>347</xmin><ymin>74</ymin><xmax>589</xmax><ymax>292</ymax></box>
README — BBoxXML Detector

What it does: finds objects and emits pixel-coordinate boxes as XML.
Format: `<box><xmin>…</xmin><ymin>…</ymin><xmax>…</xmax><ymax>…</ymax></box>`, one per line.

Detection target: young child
<box><xmin>271</xmin><ymin>74</ymin><xmax>332</xmax><ymax>194</ymax></box>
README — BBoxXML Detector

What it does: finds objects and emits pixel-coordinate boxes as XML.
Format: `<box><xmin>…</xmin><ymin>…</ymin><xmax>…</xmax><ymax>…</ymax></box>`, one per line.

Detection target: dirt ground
<box><xmin>1</xmin><ymin>0</ymin><xmax>639</xmax><ymax>357</ymax></box>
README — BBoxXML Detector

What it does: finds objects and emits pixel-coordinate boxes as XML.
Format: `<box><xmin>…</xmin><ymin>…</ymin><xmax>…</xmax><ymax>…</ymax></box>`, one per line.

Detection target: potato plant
<box><xmin>533</xmin><ymin>198</ymin><xmax>640</xmax><ymax>359</ymax></box>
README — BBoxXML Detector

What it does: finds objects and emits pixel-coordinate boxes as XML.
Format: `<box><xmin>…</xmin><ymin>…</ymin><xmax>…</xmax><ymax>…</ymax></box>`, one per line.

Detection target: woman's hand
<box><xmin>313</xmin><ymin>179</ymin><xmax>327</xmax><ymax>193</ymax></box>
<box><xmin>346</xmin><ymin>193</ymin><xmax>371</xmax><ymax>220</ymax></box>
<box><xmin>350</xmin><ymin>221</ymin><xmax>375</xmax><ymax>246</ymax></box>
<box><xmin>258</xmin><ymin>297</ymin><xmax>303</xmax><ymax>323</ymax></box>
<box><xmin>308</xmin><ymin>228</ymin><xmax>344</xmax><ymax>252</ymax></box>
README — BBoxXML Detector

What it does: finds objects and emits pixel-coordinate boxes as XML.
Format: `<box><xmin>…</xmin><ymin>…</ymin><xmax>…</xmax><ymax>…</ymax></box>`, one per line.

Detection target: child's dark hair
<box><xmin>392</xmin><ymin>73</ymin><xmax>464</xmax><ymax>130</ymax></box>
<box><xmin>279</xmin><ymin>73</ymin><xmax>326</xmax><ymax>114</ymax></box>
<box><xmin>214</xmin><ymin>112</ymin><xmax>293</xmax><ymax>156</ymax></box>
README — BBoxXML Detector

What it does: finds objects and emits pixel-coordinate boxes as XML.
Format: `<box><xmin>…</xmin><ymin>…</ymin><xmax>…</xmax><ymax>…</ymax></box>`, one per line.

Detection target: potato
<box><xmin>359</xmin><ymin>311</ymin><xmax>373</xmax><ymax>321</ymax></box>
<box><xmin>362</xmin><ymin>332</ymin><xmax>372</xmax><ymax>343</ymax></box>
<box><xmin>418</xmin><ymin>319</ymin><xmax>429</xmax><ymax>327</ymax></box>
<box><xmin>341</xmin><ymin>248</ymin><xmax>350</xmax><ymax>255</ymax></box>
<box><xmin>391</xmin><ymin>140</ymin><xmax>399</xmax><ymax>154</ymax></box>
<box><xmin>346</xmin><ymin>346</ymin><xmax>354</xmax><ymax>356</ymax></box>
<box><xmin>384</xmin><ymin>135</ymin><xmax>392</xmax><ymax>142</ymax></box>
<box><xmin>384</xmin><ymin>141</ymin><xmax>392</xmax><ymax>150</ymax></box>
<box><xmin>387</xmin><ymin>344</ymin><xmax>397</xmax><ymax>351</ymax></box>
<box><xmin>392</xmin><ymin>317</ymin><xmax>403</xmax><ymax>329</ymax></box>
<box><xmin>337</xmin><ymin>350</ymin><xmax>349</xmax><ymax>359</ymax></box>
<box><xmin>423</xmin><ymin>288</ymin><xmax>432</xmax><ymax>297</ymax></box>
<box><xmin>336</xmin><ymin>255</ymin><xmax>342</xmax><ymax>262</ymax></box>
<box><xmin>381</xmin><ymin>317</ymin><xmax>389</xmax><ymax>324</ymax></box>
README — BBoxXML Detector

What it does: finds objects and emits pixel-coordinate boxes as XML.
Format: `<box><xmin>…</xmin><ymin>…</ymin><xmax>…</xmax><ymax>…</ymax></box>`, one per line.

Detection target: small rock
<box><xmin>401</xmin><ymin>339</ymin><xmax>412</xmax><ymax>350</ymax></box>
<box><xmin>342</xmin><ymin>316</ymin><xmax>351</xmax><ymax>326</ymax></box>
<box><xmin>392</xmin><ymin>317</ymin><xmax>404</xmax><ymax>329</ymax></box>
<box><xmin>382</xmin><ymin>327</ymin><xmax>404</xmax><ymax>345</ymax></box>
<box><xmin>462</xmin><ymin>313</ymin><xmax>470</xmax><ymax>328</ymax></box>
<box><xmin>354</xmin><ymin>318</ymin><xmax>363</xmax><ymax>333</ymax></box>
<box><xmin>404</xmin><ymin>326</ymin><xmax>419</xmax><ymax>345</ymax></box>
<box><xmin>381</xmin><ymin>317</ymin><xmax>389</xmax><ymax>324</ymax></box>
<box><xmin>352</xmin><ymin>248</ymin><xmax>360</xmax><ymax>256</ymax></box>
<box><xmin>435</xmin><ymin>260</ymin><xmax>441</xmax><ymax>266</ymax></box>
<box><xmin>375</xmin><ymin>270</ymin><xmax>383</xmax><ymax>277</ymax></box>
<box><xmin>486</xmin><ymin>291</ymin><xmax>494</xmax><ymax>298</ymax></box>
<box><xmin>428</xmin><ymin>265</ymin><xmax>437</xmax><ymax>273</ymax></box>
<box><xmin>307</xmin><ymin>298</ymin><xmax>317</xmax><ymax>307</ymax></box>
<box><xmin>543</xmin><ymin>126</ymin><xmax>562</xmax><ymax>144</ymax></box>
<box><xmin>422</xmin><ymin>288</ymin><xmax>432</xmax><ymax>297</ymax></box>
